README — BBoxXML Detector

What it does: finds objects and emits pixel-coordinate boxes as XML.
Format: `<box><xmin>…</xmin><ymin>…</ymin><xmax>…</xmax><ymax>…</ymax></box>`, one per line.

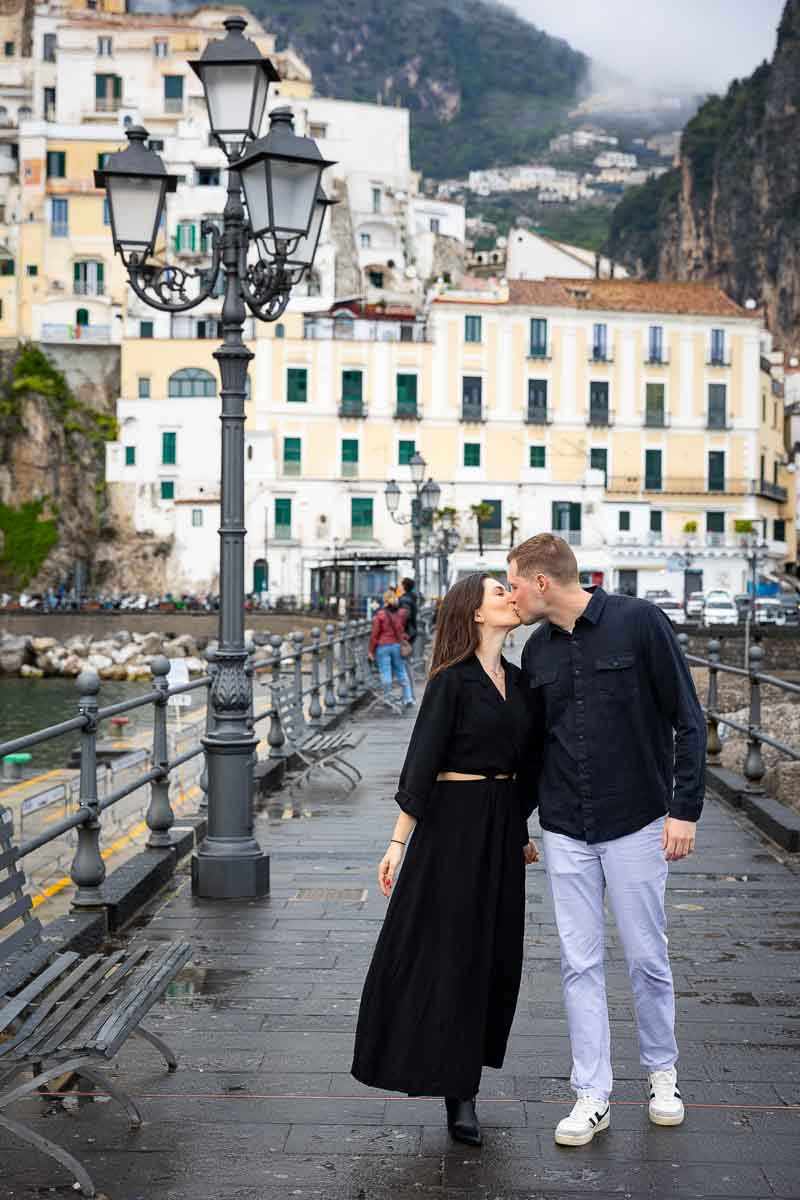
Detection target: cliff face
<box><xmin>608</xmin><ymin>0</ymin><xmax>800</xmax><ymax>349</ymax></box>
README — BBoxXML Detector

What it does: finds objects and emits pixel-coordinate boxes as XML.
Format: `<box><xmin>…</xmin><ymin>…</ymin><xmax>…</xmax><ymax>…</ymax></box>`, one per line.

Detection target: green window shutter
<box><xmin>275</xmin><ymin>498</ymin><xmax>292</xmax><ymax>532</ymax></box>
<box><xmin>113</xmin><ymin>75</ymin><xmax>122</xmax><ymax>99</ymax></box>
<box><xmin>706</xmin><ymin>512</ymin><xmax>724</xmax><ymax>534</ymax></box>
<box><xmin>341</xmin><ymin>438</ymin><xmax>359</xmax><ymax>464</ymax></box>
<box><xmin>162</xmin><ymin>431</ymin><xmax>176</xmax><ymax>465</ymax></box>
<box><xmin>351</xmin><ymin>497</ymin><xmax>373</xmax><ymax>539</ymax></box>
<box><xmin>619</xmin><ymin>510</ymin><xmax>630</xmax><ymax>531</ymax></box>
<box><xmin>287</xmin><ymin>367</ymin><xmax>307</xmax><ymax>402</ymax></box>
<box><xmin>396</xmin><ymin>374</ymin><xmax>417</xmax><ymax>409</ymax></box>
<box><xmin>283</xmin><ymin>437</ymin><xmax>301</xmax><ymax>463</ymax></box>
<box><xmin>73</xmin><ymin>261</ymin><xmax>81</xmax><ymax>285</ymax></box>
<box><xmin>463</xmin><ymin>443</ymin><xmax>481</xmax><ymax>467</ymax></box>
<box><xmin>590</xmin><ymin>448</ymin><xmax>607</xmax><ymax>481</ymax></box>
<box><xmin>95</xmin><ymin>75</ymin><xmax>105</xmax><ymax>100</ymax></box>
<box><xmin>125</xmin><ymin>446</ymin><xmax>136</xmax><ymax>465</ymax></box>
<box><xmin>160</xmin><ymin>480</ymin><xmax>174</xmax><ymax>500</ymax></box>
<box><xmin>709</xmin><ymin>450</ymin><xmax>725</xmax><ymax>491</ymax></box>
<box><xmin>529</xmin><ymin>445</ymin><xmax>546</xmax><ymax>469</ymax></box>
<box><xmin>342</xmin><ymin>370</ymin><xmax>362</xmax><ymax>404</ymax></box>
<box><xmin>96</xmin><ymin>261</ymin><xmax>104</xmax><ymax>289</ymax></box>
<box><xmin>398</xmin><ymin>440</ymin><xmax>415</xmax><ymax>465</ymax></box>
<box><xmin>644</xmin><ymin>449</ymin><xmax>662</xmax><ymax>489</ymax></box>
<box><xmin>189</xmin><ymin>223</ymin><xmax>196</xmax><ymax>253</ymax></box>
<box><xmin>465</xmin><ymin>315</ymin><xmax>481</xmax><ymax>343</ymax></box>
<box><xmin>174</xmin><ymin>224</ymin><xmax>182</xmax><ymax>252</ymax></box>
<box><xmin>650</xmin><ymin>510</ymin><xmax>662</xmax><ymax>533</ymax></box>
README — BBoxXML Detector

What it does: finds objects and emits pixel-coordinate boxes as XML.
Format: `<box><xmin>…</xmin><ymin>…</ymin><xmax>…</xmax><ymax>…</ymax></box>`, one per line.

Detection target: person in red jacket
<box><xmin>368</xmin><ymin>589</ymin><xmax>414</xmax><ymax>708</ymax></box>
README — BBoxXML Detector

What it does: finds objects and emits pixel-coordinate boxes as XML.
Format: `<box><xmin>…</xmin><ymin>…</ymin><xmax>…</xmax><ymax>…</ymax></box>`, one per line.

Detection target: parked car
<box><xmin>755</xmin><ymin>597</ymin><xmax>784</xmax><ymax>625</ymax></box>
<box><xmin>705</xmin><ymin>589</ymin><xmax>733</xmax><ymax>604</ymax></box>
<box><xmin>778</xmin><ymin>595</ymin><xmax>800</xmax><ymax>626</ymax></box>
<box><xmin>703</xmin><ymin>597</ymin><xmax>739</xmax><ymax>627</ymax></box>
<box><xmin>645</xmin><ymin>589</ymin><xmax>673</xmax><ymax>602</ymax></box>
<box><xmin>686</xmin><ymin>592</ymin><xmax>706</xmax><ymax>620</ymax></box>
<box><xmin>654</xmin><ymin>599</ymin><xmax>687</xmax><ymax>626</ymax></box>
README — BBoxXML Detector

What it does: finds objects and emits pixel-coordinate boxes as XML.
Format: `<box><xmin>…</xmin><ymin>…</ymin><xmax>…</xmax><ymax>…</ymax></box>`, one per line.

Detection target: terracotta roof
<box><xmin>508</xmin><ymin>278</ymin><xmax>749</xmax><ymax>318</ymax></box>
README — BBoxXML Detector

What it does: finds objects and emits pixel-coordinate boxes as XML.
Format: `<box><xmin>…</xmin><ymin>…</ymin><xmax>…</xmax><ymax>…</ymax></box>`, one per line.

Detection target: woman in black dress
<box><xmin>351</xmin><ymin>573</ymin><xmax>540</xmax><ymax>1145</ymax></box>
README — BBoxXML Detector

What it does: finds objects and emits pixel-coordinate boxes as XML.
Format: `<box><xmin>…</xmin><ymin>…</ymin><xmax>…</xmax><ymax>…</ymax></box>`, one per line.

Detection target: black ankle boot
<box><xmin>445</xmin><ymin>1096</ymin><xmax>482</xmax><ymax>1146</ymax></box>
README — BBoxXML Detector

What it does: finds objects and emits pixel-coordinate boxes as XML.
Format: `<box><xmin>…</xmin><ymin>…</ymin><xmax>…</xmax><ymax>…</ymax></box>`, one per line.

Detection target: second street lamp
<box><xmin>97</xmin><ymin>17</ymin><xmax>334</xmax><ymax>901</ymax></box>
<box><xmin>384</xmin><ymin>454</ymin><xmax>441</xmax><ymax>586</ymax></box>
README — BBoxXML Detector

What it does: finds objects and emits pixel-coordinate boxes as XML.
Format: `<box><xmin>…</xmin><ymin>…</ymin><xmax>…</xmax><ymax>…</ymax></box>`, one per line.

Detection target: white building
<box><xmin>504</xmin><ymin>228</ymin><xmax>627</xmax><ymax>282</ymax></box>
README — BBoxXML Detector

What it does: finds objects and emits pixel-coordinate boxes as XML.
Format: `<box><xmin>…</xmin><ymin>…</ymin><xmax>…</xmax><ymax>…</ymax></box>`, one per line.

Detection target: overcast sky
<box><xmin>509</xmin><ymin>0</ymin><xmax>786</xmax><ymax>94</ymax></box>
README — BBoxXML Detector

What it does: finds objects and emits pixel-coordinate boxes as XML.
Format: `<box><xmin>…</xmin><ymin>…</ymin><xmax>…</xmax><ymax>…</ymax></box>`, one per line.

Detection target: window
<box><xmin>124</xmin><ymin>445</ymin><xmax>136</xmax><ymax>466</ymax></box>
<box><xmin>592</xmin><ymin>323</ymin><xmax>608</xmax><ymax>361</ymax></box>
<box><xmin>589</xmin><ymin>380</ymin><xmax>609</xmax><ymax>425</ymax></box>
<box><xmin>710</xmin><ymin>328</ymin><xmax>726</xmax><ymax>365</ymax></box>
<box><xmin>283</xmin><ymin>436</ymin><xmax>301</xmax><ymax>476</ymax></box>
<box><xmin>50</xmin><ymin>197</ymin><xmax>68</xmax><ymax>237</ymax></box>
<box><xmin>371</xmin><ymin>187</ymin><xmax>381</xmax><ymax>213</ymax></box>
<box><xmin>530</xmin><ymin>317</ymin><xmax>548</xmax><ymax>357</ymax></box>
<box><xmin>103</xmin><ymin>197</ymin><xmax>110</xmax><ymax>226</ymax></box>
<box><xmin>174</xmin><ymin>221</ymin><xmax>197</xmax><ymax>253</ymax></box>
<box><xmin>287</xmin><ymin>367</ymin><xmax>307</xmax><ymax>403</ymax></box>
<box><xmin>429</xmin><ymin>217</ymin><xmax>440</xmax><ymax>234</ymax></box>
<box><xmin>75</xmin><ymin>308</ymin><xmax>89</xmax><ymax>328</ymax></box>
<box><xmin>396</xmin><ymin>374</ymin><xmax>418</xmax><ymax>417</ymax></box>
<box><xmin>97</xmin><ymin>36</ymin><xmax>112</xmax><ymax>56</ymax></box>
<box><xmin>46</xmin><ymin>150</ymin><xmax>66</xmax><ymax>178</ymax></box>
<box><xmin>168</xmin><ymin>368</ymin><xmax>216</xmax><ymax>397</ymax></box>
<box><xmin>648</xmin><ymin>325</ymin><xmax>664</xmax><ymax>363</ymax></box>
<box><xmin>309</xmin><ymin>122</ymin><xmax>327</xmax><ymax>139</ymax></box>
<box><xmin>161</xmin><ymin>431</ymin><xmax>177</xmax><ymax>465</ymax></box>
<box><xmin>351</xmin><ymin>497</ymin><xmax>373</xmax><ymax>541</ymax></box>
<box><xmin>462</xmin><ymin>376</ymin><xmax>482</xmax><ymax>421</ymax></box>
<box><xmin>644</xmin><ymin>449</ymin><xmax>662</xmax><ymax>491</ymax></box>
<box><xmin>0</xmin><ymin>259</ymin><xmax>14</xmax><ymax>276</ymax></box>
<box><xmin>708</xmin><ymin>383</ymin><xmax>727</xmax><ymax>428</ymax></box>
<box><xmin>148</xmin><ymin>138</ymin><xmax>165</xmax><ymax>152</ymax></box>
<box><xmin>140</xmin><ymin>320</ymin><xmax>154</xmax><ymax>339</ymax></box>
<box><xmin>463</xmin><ymin>443</ymin><xmax>481</xmax><ymax>467</ymax></box>
<box><xmin>73</xmin><ymin>260</ymin><xmax>104</xmax><ymax>296</ymax></box>
<box><xmin>191</xmin><ymin>509</ymin><xmax>203</xmax><ymax>528</ymax></box>
<box><xmin>154</xmin><ymin>38</ymin><xmax>168</xmax><ymax>58</ymax></box>
<box><xmin>341</xmin><ymin>369</ymin><xmax>363</xmax><ymax>415</ymax></box>
<box><xmin>529</xmin><ymin>445</ymin><xmax>546</xmax><ymax>469</ymax></box>
<box><xmin>275</xmin><ymin>497</ymin><xmax>292</xmax><ymax>539</ymax></box>
<box><xmin>43</xmin><ymin>33</ymin><xmax>56</xmax><ymax>62</ymax></box>
<box><xmin>4</xmin><ymin>41</ymin><xmax>14</xmax><ymax>56</ymax></box>
<box><xmin>43</xmin><ymin>87</ymin><xmax>56</xmax><ymax>119</ymax></box>
<box><xmin>465</xmin><ymin>315</ymin><xmax>482</xmax><ymax>343</ymax></box>
<box><xmin>197</xmin><ymin>167</ymin><xmax>220</xmax><ymax>187</ymax></box>
<box><xmin>618</xmin><ymin>510</ymin><xmax>631</xmax><ymax>532</ymax></box>
<box><xmin>95</xmin><ymin>73</ymin><xmax>122</xmax><ymax>112</ymax></box>
<box><xmin>398</xmin><ymin>439</ymin><xmax>416</xmax><ymax>465</ymax></box>
<box><xmin>552</xmin><ymin>500</ymin><xmax>581</xmax><ymax>544</ymax></box>
<box><xmin>368</xmin><ymin>269</ymin><xmax>384</xmax><ymax>288</ymax></box>
<box><xmin>138</xmin><ymin>376</ymin><xmax>150</xmax><ymax>399</ymax></box>
<box><xmin>707</xmin><ymin>512</ymin><xmax>725</xmax><ymax>534</ymax></box>
<box><xmin>480</xmin><ymin>499</ymin><xmax>502</xmax><ymax>545</ymax></box>
<box><xmin>590</xmin><ymin>447</ymin><xmax>607</xmax><ymax>484</ymax></box>
<box><xmin>775</xmin><ymin>518</ymin><xmax>786</xmax><ymax>542</ymax></box>
<box><xmin>645</xmin><ymin>382</ymin><xmax>665</xmax><ymax>427</ymax></box>
<box><xmin>164</xmin><ymin>75</ymin><xmax>184</xmax><ymax>113</ymax></box>
<box><xmin>341</xmin><ymin>438</ymin><xmax>359</xmax><ymax>477</ymax></box>
<box><xmin>708</xmin><ymin>450</ymin><xmax>725</xmax><ymax>492</ymax></box>
<box><xmin>649</xmin><ymin>510</ymin><xmax>662</xmax><ymax>534</ymax></box>
<box><xmin>160</xmin><ymin>480</ymin><xmax>175</xmax><ymax>501</ymax></box>
<box><xmin>762</xmin><ymin>393</ymin><xmax>766</xmax><ymax>422</ymax></box>
<box><xmin>527</xmin><ymin>379</ymin><xmax>548</xmax><ymax>422</ymax></box>
<box><xmin>25</xmin><ymin>264</ymin><xmax>37</xmax><ymax>277</ymax></box>
<box><xmin>360</xmin><ymin>232</ymin><xmax>371</xmax><ymax>248</ymax></box>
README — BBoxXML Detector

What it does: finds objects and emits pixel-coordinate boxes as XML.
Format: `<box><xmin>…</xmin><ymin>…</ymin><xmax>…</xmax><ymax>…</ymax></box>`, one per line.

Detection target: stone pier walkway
<box><xmin>3</xmin><ymin>689</ymin><xmax>800</xmax><ymax>1199</ymax></box>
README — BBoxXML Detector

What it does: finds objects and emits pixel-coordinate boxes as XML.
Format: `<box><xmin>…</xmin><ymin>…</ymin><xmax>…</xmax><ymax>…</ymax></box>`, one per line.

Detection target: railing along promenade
<box><xmin>0</xmin><ymin>617</ymin><xmax>432</xmax><ymax>907</ymax></box>
<box><xmin>679</xmin><ymin>634</ymin><xmax>800</xmax><ymax>791</ymax></box>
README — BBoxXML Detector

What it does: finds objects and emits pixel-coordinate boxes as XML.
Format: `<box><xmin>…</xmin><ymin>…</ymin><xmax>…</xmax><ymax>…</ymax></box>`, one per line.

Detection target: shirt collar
<box><xmin>545</xmin><ymin>586</ymin><xmax>607</xmax><ymax>639</ymax></box>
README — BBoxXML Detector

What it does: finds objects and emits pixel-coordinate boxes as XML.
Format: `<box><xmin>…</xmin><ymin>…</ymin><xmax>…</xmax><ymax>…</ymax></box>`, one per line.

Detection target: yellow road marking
<box><xmin>31</xmin><ymin>784</ymin><xmax>203</xmax><ymax>909</ymax></box>
<box><xmin>0</xmin><ymin>768</ymin><xmax>65</xmax><ymax>800</ymax></box>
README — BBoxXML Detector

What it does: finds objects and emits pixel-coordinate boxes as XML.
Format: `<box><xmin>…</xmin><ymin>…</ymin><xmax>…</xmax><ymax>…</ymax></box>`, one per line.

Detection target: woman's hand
<box><xmin>523</xmin><ymin>839</ymin><xmax>539</xmax><ymax>865</ymax></box>
<box><xmin>378</xmin><ymin>842</ymin><xmax>405</xmax><ymax>896</ymax></box>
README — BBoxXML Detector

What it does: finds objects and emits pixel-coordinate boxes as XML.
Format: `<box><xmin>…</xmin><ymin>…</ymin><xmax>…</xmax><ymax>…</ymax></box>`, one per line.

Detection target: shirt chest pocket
<box><xmin>529</xmin><ymin>666</ymin><xmax>567</xmax><ymax>722</ymax></box>
<box><xmin>594</xmin><ymin>652</ymin><xmax>638</xmax><ymax>698</ymax></box>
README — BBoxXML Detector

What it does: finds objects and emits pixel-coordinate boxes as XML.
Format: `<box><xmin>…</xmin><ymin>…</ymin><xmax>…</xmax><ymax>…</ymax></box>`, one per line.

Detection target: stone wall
<box><xmin>0</xmin><ymin>611</ymin><xmax>332</xmax><ymax>642</ymax></box>
<box><xmin>685</xmin><ymin>630</ymin><xmax>800</xmax><ymax>672</ymax></box>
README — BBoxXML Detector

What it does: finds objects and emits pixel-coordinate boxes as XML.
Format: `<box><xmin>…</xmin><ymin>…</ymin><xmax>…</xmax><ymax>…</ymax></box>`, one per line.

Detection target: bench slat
<box><xmin>0</xmin><ymin>951</ymin><xmax>79</xmax><ymax>1032</ymax></box>
<box><xmin>0</xmin><ymin>939</ymin><xmax>53</xmax><ymax>998</ymax></box>
<box><xmin>0</xmin><ymin>919</ymin><xmax>42</xmax><ymax>967</ymax></box>
<box><xmin>0</xmin><ymin>895</ymin><xmax>32</xmax><ymax>933</ymax></box>
<box><xmin>0</xmin><ymin>953</ymin><xmax>106</xmax><ymax>1059</ymax></box>
<box><xmin>66</xmin><ymin>943</ymin><xmax>175</xmax><ymax>1051</ymax></box>
<box><xmin>0</xmin><ymin>871</ymin><xmax>26</xmax><ymax>903</ymax></box>
<box><xmin>83</xmin><ymin>941</ymin><xmax>191</xmax><ymax>1056</ymax></box>
<box><xmin>35</xmin><ymin>947</ymin><xmax>148</xmax><ymax>1058</ymax></box>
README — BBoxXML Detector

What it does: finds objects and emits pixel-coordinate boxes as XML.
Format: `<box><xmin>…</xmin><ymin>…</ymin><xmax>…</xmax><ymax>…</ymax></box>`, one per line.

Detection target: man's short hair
<box><xmin>401</xmin><ymin>577</ymin><xmax>415</xmax><ymax>593</ymax></box>
<box><xmin>508</xmin><ymin>533</ymin><xmax>579</xmax><ymax>585</ymax></box>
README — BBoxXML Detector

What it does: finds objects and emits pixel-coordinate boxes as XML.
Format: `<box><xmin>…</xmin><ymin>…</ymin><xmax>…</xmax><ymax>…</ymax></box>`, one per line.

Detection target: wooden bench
<box><xmin>269</xmin><ymin>685</ymin><xmax>364</xmax><ymax>791</ymax></box>
<box><xmin>0</xmin><ymin>804</ymin><xmax>192</xmax><ymax>1197</ymax></box>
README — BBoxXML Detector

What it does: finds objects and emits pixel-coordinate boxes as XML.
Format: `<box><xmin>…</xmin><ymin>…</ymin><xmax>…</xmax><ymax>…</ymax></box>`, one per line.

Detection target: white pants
<box><xmin>543</xmin><ymin>816</ymin><xmax>678</xmax><ymax>1101</ymax></box>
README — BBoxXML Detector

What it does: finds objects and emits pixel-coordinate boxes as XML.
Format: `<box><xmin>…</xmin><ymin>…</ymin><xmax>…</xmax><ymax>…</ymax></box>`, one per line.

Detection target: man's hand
<box><xmin>662</xmin><ymin>818</ymin><xmax>696</xmax><ymax>861</ymax></box>
<box><xmin>523</xmin><ymin>839</ymin><xmax>540</xmax><ymax>865</ymax></box>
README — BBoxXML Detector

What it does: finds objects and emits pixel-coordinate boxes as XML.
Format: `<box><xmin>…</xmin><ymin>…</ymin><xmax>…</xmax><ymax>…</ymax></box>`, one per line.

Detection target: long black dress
<box><xmin>351</xmin><ymin>654</ymin><xmax>537</xmax><ymax>1099</ymax></box>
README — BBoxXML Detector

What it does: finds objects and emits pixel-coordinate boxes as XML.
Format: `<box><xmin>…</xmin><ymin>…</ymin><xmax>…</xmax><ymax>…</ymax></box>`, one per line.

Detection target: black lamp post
<box><xmin>96</xmin><ymin>16</ymin><xmax>334</xmax><ymax>900</ymax></box>
<box><xmin>384</xmin><ymin>451</ymin><xmax>440</xmax><ymax>586</ymax></box>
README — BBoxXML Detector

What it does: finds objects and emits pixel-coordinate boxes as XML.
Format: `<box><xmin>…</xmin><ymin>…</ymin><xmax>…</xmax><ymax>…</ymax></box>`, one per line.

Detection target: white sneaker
<box><xmin>648</xmin><ymin>1066</ymin><xmax>685</xmax><ymax>1126</ymax></box>
<box><xmin>554</xmin><ymin>1092</ymin><xmax>611</xmax><ymax>1146</ymax></box>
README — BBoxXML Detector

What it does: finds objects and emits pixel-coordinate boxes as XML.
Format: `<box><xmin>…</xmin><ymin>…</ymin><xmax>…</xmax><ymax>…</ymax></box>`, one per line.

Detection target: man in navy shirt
<box><xmin>508</xmin><ymin>533</ymin><xmax>705</xmax><ymax>1148</ymax></box>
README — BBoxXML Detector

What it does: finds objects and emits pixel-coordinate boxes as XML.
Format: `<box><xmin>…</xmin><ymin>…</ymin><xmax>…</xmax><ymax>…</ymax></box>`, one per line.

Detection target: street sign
<box><xmin>167</xmin><ymin>658</ymin><xmax>192</xmax><ymax>708</ymax></box>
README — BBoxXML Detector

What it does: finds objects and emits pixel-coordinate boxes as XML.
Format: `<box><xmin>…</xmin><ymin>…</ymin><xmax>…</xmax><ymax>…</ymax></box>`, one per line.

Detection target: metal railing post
<box><xmin>309</xmin><ymin>627</ymin><xmax>323</xmax><ymax>726</ymax></box>
<box><xmin>199</xmin><ymin>647</ymin><xmax>216</xmax><ymax>816</ymax></box>
<box><xmin>335</xmin><ymin>624</ymin><xmax>350</xmax><ymax>709</ymax></box>
<box><xmin>346</xmin><ymin>620</ymin><xmax>358</xmax><ymax>699</ymax></box>
<box><xmin>706</xmin><ymin>638</ymin><xmax>722</xmax><ymax>765</ymax></box>
<box><xmin>71</xmin><ymin>670</ymin><xmax>105</xmax><ymax>908</ymax></box>
<box><xmin>292</xmin><ymin>631</ymin><xmax>305</xmax><ymax>720</ymax></box>
<box><xmin>744</xmin><ymin>642</ymin><xmax>766</xmax><ymax>793</ymax></box>
<box><xmin>268</xmin><ymin>633</ymin><xmax>287</xmax><ymax>758</ymax></box>
<box><xmin>323</xmin><ymin>623</ymin><xmax>337</xmax><ymax>714</ymax></box>
<box><xmin>145</xmin><ymin>655</ymin><xmax>174</xmax><ymax>849</ymax></box>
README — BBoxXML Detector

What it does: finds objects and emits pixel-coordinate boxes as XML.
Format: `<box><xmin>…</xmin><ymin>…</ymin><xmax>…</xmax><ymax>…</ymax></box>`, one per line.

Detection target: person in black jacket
<box><xmin>351</xmin><ymin>573</ymin><xmax>540</xmax><ymax>1147</ymax></box>
<box><xmin>507</xmin><ymin>533</ymin><xmax>705</xmax><ymax>1149</ymax></box>
<box><xmin>396</xmin><ymin>577</ymin><xmax>418</xmax><ymax>642</ymax></box>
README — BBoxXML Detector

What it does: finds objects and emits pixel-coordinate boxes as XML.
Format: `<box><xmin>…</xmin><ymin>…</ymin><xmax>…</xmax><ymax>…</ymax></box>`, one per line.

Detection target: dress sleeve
<box><xmin>395</xmin><ymin>668</ymin><xmax>458</xmax><ymax>820</ymax></box>
<box><xmin>517</xmin><ymin>644</ymin><xmax>545</xmax><ymax>832</ymax></box>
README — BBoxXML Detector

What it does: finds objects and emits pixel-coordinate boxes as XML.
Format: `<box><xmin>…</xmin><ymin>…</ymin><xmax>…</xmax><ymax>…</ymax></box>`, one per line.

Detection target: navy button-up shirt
<box><xmin>520</xmin><ymin>587</ymin><xmax>706</xmax><ymax>844</ymax></box>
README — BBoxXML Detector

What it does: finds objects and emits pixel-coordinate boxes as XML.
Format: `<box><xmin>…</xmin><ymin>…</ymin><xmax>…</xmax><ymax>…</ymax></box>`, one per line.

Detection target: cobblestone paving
<box><xmin>3</xmin><ymin>690</ymin><xmax>800</xmax><ymax>1199</ymax></box>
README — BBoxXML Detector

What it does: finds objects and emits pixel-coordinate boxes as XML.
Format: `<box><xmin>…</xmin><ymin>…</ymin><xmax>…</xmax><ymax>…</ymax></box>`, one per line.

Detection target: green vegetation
<box><xmin>0</xmin><ymin>499</ymin><xmax>59</xmax><ymax>587</ymax></box>
<box><xmin>252</xmin><ymin>0</ymin><xmax>588</xmax><ymax>177</ymax></box>
<box><xmin>606</xmin><ymin>169</ymin><xmax>680</xmax><ymax>275</ymax></box>
<box><xmin>468</xmin><ymin>191</ymin><xmax>614</xmax><ymax>253</ymax></box>
<box><xmin>3</xmin><ymin>345</ymin><xmax>118</xmax><ymax>457</ymax></box>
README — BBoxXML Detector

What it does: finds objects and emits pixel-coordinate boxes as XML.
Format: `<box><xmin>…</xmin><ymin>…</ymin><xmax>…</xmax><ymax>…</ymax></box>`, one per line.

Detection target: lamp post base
<box><xmin>192</xmin><ymin>842</ymin><xmax>270</xmax><ymax>899</ymax></box>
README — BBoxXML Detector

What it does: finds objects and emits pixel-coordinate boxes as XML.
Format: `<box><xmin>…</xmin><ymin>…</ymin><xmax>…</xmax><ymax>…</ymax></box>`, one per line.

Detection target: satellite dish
<box><xmin>744</xmin><ymin>298</ymin><xmax>758</xmax><ymax>309</ymax></box>
<box><xmin>405</xmin><ymin>265</ymin><xmax>417</xmax><ymax>279</ymax></box>
<box><xmin>790</xmin><ymin>356</ymin><xmax>799</xmax><ymax>367</ymax></box>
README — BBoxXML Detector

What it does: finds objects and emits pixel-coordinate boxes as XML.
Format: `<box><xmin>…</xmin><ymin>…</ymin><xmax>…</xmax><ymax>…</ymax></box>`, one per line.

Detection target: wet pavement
<box><xmin>3</xmin><ymin>693</ymin><xmax>800</xmax><ymax>1199</ymax></box>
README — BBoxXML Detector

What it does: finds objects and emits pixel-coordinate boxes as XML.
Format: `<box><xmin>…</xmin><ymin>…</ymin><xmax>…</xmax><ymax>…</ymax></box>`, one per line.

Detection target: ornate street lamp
<box><xmin>385</xmin><ymin>454</ymin><xmax>442</xmax><ymax>587</ymax></box>
<box><xmin>97</xmin><ymin>17</ymin><xmax>335</xmax><ymax>901</ymax></box>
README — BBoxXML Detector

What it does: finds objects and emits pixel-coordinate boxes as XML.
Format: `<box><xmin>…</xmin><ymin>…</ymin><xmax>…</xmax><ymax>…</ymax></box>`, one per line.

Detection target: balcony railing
<box><xmin>274</xmin><ymin>524</ymin><xmax>293</xmax><ymax>541</ymax></box>
<box><xmin>644</xmin><ymin>410</ymin><xmax>669</xmax><ymax>428</ymax></box>
<box><xmin>41</xmin><ymin>323</ymin><xmax>111</xmax><ymax>343</ymax></box>
<box><xmin>339</xmin><ymin>400</ymin><xmax>366</xmax><ymax>419</ymax></box>
<box><xmin>525</xmin><ymin>407</ymin><xmax>551</xmax><ymax>425</ymax></box>
<box><xmin>757</xmin><ymin>479</ymin><xmax>789</xmax><ymax>502</ymax></box>
<box><xmin>394</xmin><ymin>403</ymin><xmax>420</xmax><ymax>420</ymax></box>
<box><xmin>282</xmin><ymin>462</ymin><xmax>302</xmax><ymax>477</ymax></box>
<box><xmin>95</xmin><ymin>97</ymin><xmax>121</xmax><ymax>113</ymax></box>
<box><xmin>341</xmin><ymin>462</ymin><xmax>359</xmax><ymax>478</ymax></box>
<box><xmin>304</xmin><ymin>317</ymin><xmax>430</xmax><ymax>343</ymax></box>
<box><xmin>73</xmin><ymin>280</ymin><xmax>104</xmax><ymax>296</ymax></box>
<box><xmin>706</xmin><ymin>353</ymin><xmax>731</xmax><ymax>367</ymax></box>
<box><xmin>589</xmin><ymin>350</ymin><xmax>613</xmax><ymax>364</ymax></box>
<box><xmin>460</xmin><ymin>403</ymin><xmax>484</xmax><ymax>423</ymax></box>
<box><xmin>587</xmin><ymin>407</ymin><xmax>614</xmax><ymax>427</ymax></box>
<box><xmin>644</xmin><ymin>477</ymin><xmax>663</xmax><ymax>492</ymax></box>
<box><xmin>645</xmin><ymin>353</ymin><xmax>670</xmax><ymax>366</ymax></box>
<box><xmin>607</xmin><ymin>476</ymin><xmax>769</xmax><ymax>497</ymax></box>
<box><xmin>164</xmin><ymin>98</ymin><xmax>184</xmax><ymax>114</ymax></box>
<box><xmin>706</xmin><ymin>416</ymin><xmax>732</xmax><ymax>430</ymax></box>
<box><xmin>350</xmin><ymin>527</ymin><xmax>374</xmax><ymax>542</ymax></box>
<box><xmin>553</xmin><ymin>529</ymin><xmax>581</xmax><ymax>546</ymax></box>
<box><xmin>527</xmin><ymin>344</ymin><xmax>551</xmax><ymax>361</ymax></box>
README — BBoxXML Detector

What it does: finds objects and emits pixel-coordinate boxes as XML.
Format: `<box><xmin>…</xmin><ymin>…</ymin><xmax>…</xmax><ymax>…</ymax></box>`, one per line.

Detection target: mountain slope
<box><xmin>247</xmin><ymin>0</ymin><xmax>588</xmax><ymax>177</ymax></box>
<box><xmin>607</xmin><ymin>0</ymin><xmax>800</xmax><ymax>347</ymax></box>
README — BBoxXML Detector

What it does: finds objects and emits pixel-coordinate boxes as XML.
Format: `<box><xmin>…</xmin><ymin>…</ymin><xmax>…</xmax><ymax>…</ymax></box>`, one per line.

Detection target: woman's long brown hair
<box><xmin>429</xmin><ymin>573</ymin><xmax>491</xmax><ymax>680</ymax></box>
